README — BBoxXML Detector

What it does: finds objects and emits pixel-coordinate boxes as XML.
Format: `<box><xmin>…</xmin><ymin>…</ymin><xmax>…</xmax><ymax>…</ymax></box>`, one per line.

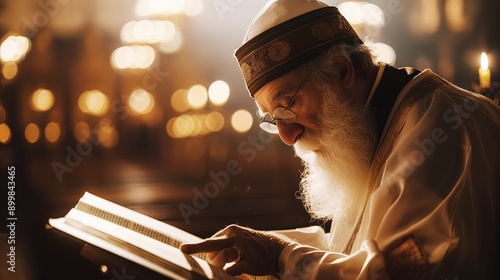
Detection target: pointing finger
<box><xmin>180</xmin><ymin>237</ymin><xmax>234</xmax><ymax>255</ymax></box>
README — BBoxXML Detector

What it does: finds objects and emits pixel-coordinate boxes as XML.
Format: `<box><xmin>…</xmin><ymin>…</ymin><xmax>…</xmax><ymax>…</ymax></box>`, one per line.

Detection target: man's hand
<box><xmin>180</xmin><ymin>224</ymin><xmax>295</xmax><ymax>276</ymax></box>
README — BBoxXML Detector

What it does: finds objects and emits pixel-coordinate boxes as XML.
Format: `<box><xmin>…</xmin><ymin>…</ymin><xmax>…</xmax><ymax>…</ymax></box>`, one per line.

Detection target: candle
<box><xmin>479</xmin><ymin>52</ymin><xmax>491</xmax><ymax>89</ymax></box>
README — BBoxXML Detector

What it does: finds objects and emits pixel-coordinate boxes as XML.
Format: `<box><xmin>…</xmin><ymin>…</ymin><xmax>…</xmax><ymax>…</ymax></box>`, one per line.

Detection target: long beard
<box><xmin>294</xmin><ymin>85</ymin><xmax>377</xmax><ymax>223</ymax></box>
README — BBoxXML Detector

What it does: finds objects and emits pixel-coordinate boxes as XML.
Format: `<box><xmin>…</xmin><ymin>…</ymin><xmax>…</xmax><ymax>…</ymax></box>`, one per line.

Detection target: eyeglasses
<box><xmin>259</xmin><ymin>80</ymin><xmax>306</xmax><ymax>134</ymax></box>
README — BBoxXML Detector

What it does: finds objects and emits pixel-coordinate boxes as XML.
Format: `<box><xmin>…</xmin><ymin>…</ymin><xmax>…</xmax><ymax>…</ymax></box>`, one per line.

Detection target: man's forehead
<box><xmin>254</xmin><ymin>69</ymin><xmax>303</xmax><ymax>113</ymax></box>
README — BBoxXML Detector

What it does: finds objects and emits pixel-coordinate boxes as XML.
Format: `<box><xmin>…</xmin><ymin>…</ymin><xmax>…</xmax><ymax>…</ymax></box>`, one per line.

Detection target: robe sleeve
<box><xmin>279</xmin><ymin>240</ymin><xmax>389</xmax><ymax>279</ymax></box>
<box><xmin>278</xmin><ymin>89</ymin><xmax>500</xmax><ymax>279</ymax></box>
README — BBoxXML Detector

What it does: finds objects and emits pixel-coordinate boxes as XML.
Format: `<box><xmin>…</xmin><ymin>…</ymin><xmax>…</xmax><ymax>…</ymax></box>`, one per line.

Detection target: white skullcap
<box><xmin>244</xmin><ymin>0</ymin><xmax>329</xmax><ymax>42</ymax></box>
<box><xmin>235</xmin><ymin>0</ymin><xmax>362</xmax><ymax>96</ymax></box>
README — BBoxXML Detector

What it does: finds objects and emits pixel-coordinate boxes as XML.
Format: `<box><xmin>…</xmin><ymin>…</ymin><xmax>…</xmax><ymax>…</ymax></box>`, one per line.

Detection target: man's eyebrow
<box><xmin>257</xmin><ymin>83</ymin><xmax>293</xmax><ymax>114</ymax></box>
<box><xmin>269</xmin><ymin>84</ymin><xmax>293</xmax><ymax>105</ymax></box>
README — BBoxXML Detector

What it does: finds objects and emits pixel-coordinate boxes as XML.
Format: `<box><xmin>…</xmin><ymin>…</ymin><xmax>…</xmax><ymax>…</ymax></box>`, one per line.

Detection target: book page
<box><xmin>49</xmin><ymin>209</ymin><xmax>234</xmax><ymax>280</ymax></box>
<box><xmin>54</xmin><ymin>192</ymin><xmax>277</xmax><ymax>280</ymax></box>
<box><xmin>75</xmin><ymin>192</ymin><xmax>201</xmax><ymax>249</ymax></box>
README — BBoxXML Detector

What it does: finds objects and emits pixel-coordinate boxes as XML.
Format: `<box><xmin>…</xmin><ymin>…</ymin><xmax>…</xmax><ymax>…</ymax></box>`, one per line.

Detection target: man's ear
<box><xmin>339</xmin><ymin>56</ymin><xmax>355</xmax><ymax>90</ymax></box>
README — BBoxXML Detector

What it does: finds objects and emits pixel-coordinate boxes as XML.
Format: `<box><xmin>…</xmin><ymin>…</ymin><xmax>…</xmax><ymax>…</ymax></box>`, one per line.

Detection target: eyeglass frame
<box><xmin>259</xmin><ymin>79</ymin><xmax>307</xmax><ymax>134</ymax></box>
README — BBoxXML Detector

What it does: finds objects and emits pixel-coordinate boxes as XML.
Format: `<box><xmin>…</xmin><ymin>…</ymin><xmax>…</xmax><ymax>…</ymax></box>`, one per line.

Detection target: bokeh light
<box><xmin>30</xmin><ymin>89</ymin><xmax>55</xmax><ymax>112</ymax></box>
<box><xmin>208</xmin><ymin>80</ymin><xmax>230</xmax><ymax>106</ymax></box>
<box><xmin>369</xmin><ymin>42</ymin><xmax>396</xmax><ymax>65</ymax></box>
<box><xmin>0</xmin><ymin>123</ymin><xmax>11</xmax><ymax>144</ymax></box>
<box><xmin>73</xmin><ymin>122</ymin><xmax>90</xmax><ymax>142</ymax></box>
<box><xmin>158</xmin><ymin>31</ymin><xmax>183</xmax><ymax>54</ymax></box>
<box><xmin>111</xmin><ymin>45</ymin><xmax>156</xmax><ymax>69</ymax></box>
<box><xmin>205</xmin><ymin>112</ymin><xmax>224</xmax><ymax>132</ymax></box>
<box><xmin>231</xmin><ymin>110</ymin><xmax>253</xmax><ymax>133</ymax></box>
<box><xmin>0</xmin><ymin>35</ymin><xmax>31</xmax><ymax>63</ymax></box>
<box><xmin>121</xmin><ymin>20</ymin><xmax>176</xmax><ymax>44</ymax></box>
<box><xmin>45</xmin><ymin>122</ymin><xmax>61</xmax><ymax>143</ymax></box>
<box><xmin>187</xmin><ymin>84</ymin><xmax>208</xmax><ymax>109</ymax></box>
<box><xmin>25</xmin><ymin>123</ymin><xmax>40</xmax><ymax>144</ymax></box>
<box><xmin>2</xmin><ymin>61</ymin><xmax>18</xmax><ymax>80</ymax></box>
<box><xmin>128</xmin><ymin>88</ymin><xmax>155</xmax><ymax>115</ymax></box>
<box><xmin>136</xmin><ymin>0</ymin><xmax>185</xmax><ymax>16</ymax></box>
<box><xmin>338</xmin><ymin>2</ymin><xmax>385</xmax><ymax>26</ymax></box>
<box><xmin>166</xmin><ymin>112</ymin><xmax>225</xmax><ymax>138</ymax></box>
<box><xmin>97</xmin><ymin>121</ymin><xmax>119</xmax><ymax>148</ymax></box>
<box><xmin>361</xmin><ymin>2</ymin><xmax>385</xmax><ymax>26</ymax></box>
<box><xmin>78</xmin><ymin>90</ymin><xmax>110</xmax><ymax>116</ymax></box>
<box><xmin>184</xmin><ymin>0</ymin><xmax>204</xmax><ymax>17</ymax></box>
<box><xmin>171</xmin><ymin>89</ymin><xmax>190</xmax><ymax>113</ymax></box>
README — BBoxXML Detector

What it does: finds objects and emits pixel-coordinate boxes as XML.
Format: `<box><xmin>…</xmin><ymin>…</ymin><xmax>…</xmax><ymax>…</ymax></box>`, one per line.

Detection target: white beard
<box><xmin>294</xmin><ymin>84</ymin><xmax>377</xmax><ymax>223</ymax></box>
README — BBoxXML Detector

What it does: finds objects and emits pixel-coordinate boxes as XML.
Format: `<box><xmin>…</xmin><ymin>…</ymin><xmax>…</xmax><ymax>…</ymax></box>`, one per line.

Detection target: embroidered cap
<box><xmin>235</xmin><ymin>0</ymin><xmax>362</xmax><ymax>97</ymax></box>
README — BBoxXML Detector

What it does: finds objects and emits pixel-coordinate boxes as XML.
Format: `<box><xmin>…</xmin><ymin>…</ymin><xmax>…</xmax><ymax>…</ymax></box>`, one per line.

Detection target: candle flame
<box><xmin>481</xmin><ymin>52</ymin><xmax>489</xmax><ymax>70</ymax></box>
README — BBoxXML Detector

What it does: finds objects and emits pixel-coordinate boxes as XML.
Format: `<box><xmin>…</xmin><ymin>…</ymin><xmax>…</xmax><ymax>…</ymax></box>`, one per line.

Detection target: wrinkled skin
<box><xmin>180</xmin><ymin>224</ymin><xmax>295</xmax><ymax>276</ymax></box>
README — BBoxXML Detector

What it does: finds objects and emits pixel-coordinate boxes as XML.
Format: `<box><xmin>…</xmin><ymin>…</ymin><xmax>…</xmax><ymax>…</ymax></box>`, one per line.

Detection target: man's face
<box><xmin>255</xmin><ymin>69</ymin><xmax>377</xmax><ymax>221</ymax></box>
<box><xmin>254</xmin><ymin>70</ymin><xmax>323</xmax><ymax>146</ymax></box>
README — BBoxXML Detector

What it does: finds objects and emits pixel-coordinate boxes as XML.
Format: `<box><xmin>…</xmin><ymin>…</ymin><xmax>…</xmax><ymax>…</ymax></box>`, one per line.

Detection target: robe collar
<box><xmin>368</xmin><ymin>64</ymin><xmax>421</xmax><ymax>142</ymax></box>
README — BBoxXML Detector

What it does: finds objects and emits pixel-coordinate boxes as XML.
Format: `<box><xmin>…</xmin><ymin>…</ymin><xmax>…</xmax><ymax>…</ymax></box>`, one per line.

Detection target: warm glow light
<box><xmin>208</xmin><ymin>80</ymin><xmax>230</xmax><ymax>106</ymax></box>
<box><xmin>445</xmin><ymin>0</ymin><xmax>468</xmax><ymax>32</ymax></box>
<box><xmin>361</xmin><ymin>2</ymin><xmax>385</xmax><ymax>26</ymax></box>
<box><xmin>231</xmin><ymin>110</ymin><xmax>253</xmax><ymax>133</ymax></box>
<box><xmin>2</xmin><ymin>61</ymin><xmax>18</xmax><ymax>80</ymax></box>
<box><xmin>152</xmin><ymin>20</ymin><xmax>176</xmax><ymax>43</ymax></box>
<box><xmin>184</xmin><ymin>0</ymin><xmax>203</xmax><ymax>16</ymax></box>
<box><xmin>73</xmin><ymin>122</ymin><xmax>90</xmax><ymax>142</ymax></box>
<box><xmin>100</xmin><ymin>265</ymin><xmax>108</xmax><ymax>273</ymax></box>
<box><xmin>158</xmin><ymin>31</ymin><xmax>183</xmax><ymax>54</ymax></box>
<box><xmin>0</xmin><ymin>35</ymin><xmax>31</xmax><ymax>63</ymax></box>
<box><xmin>135</xmin><ymin>0</ymin><xmax>185</xmax><ymax>16</ymax></box>
<box><xmin>481</xmin><ymin>52</ymin><xmax>489</xmax><ymax>70</ymax></box>
<box><xmin>166</xmin><ymin>112</ymin><xmax>225</xmax><ymax>138</ymax></box>
<box><xmin>25</xmin><ymin>123</ymin><xmax>40</xmax><ymax>144</ymax></box>
<box><xmin>409</xmin><ymin>0</ymin><xmax>440</xmax><ymax>35</ymax></box>
<box><xmin>171</xmin><ymin>89</ymin><xmax>190</xmax><ymax>113</ymax></box>
<box><xmin>190</xmin><ymin>114</ymin><xmax>204</xmax><ymax>136</ymax></box>
<box><xmin>30</xmin><ymin>89</ymin><xmax>55</xmax><ymax>112</ymax></box>
<box><xmin>134</xmin><ymin>20</ymin><xmax>154</xmax><ymax>43</ymax></box>
<box><xmin>205</xmin><ymin>112</ymin><xmax>224</xmax><ymax>132</ymax></box>
<box><xmin>338</xmin><ymin>2</ymin><xmax>364</xmax><ymax>24</ymax></box>
<box><xmin>174</xmin><ymin>115</ymin><xmax>195</xmax><ymax>138</ymax></box>
<box><xmin>97</xmin><ymin>121</ymin><xmax>119</xmax><ymax>148</ymax></box>
<box><xmin>166</xmin><ymin>118</ymin><xmax>177</xmax><ymax>138</ymax></box>
<box><xmin>370</xmin><ymin>42</ymin><xmax>396</xmax><ymax>65</ymax></box>
<box><xmin>78</xmin><ymin>90</ymin><xmax>110</xmax><ymax>116</ymax></box>
<box><xmin>45</xmin><ymin>122</ymin><xmax>61</xmax><ymax>143</ymax></box>
<box><xmin>128</xmin><ymin>88</ymin><xmax>155</xmax><ymax>115</ymax></box>
<box><xmin>338</xmin><ymin>2</ymin><xmax>384</xmax><ymax>26</ymax></box>
<box><xmin>187</xmin><ymin>85</ymin><xmax>208</xmax><ymax>109</ymax></box>
<box><xmin>479</xmin><ymin>52</ymin><xmax>491</xmax><ymax>89</ymax></box>
<box><xmin>111</xmin><ymin>45</ymin><xmax>155</xmax><ymax>69</ymax></box>
<box><xmin>0</xmin><ymin>123</ymin><xmax>11</xmax><ymax>144</ymax></box>
<box><xmin>121</xmin><ymin>20</ymin><xmax>176</xmax><ymax>44</ymax></box>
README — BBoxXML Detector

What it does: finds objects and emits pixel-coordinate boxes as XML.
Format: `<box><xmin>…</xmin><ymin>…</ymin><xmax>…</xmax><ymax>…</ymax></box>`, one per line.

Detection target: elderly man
<box><xmin>181</xmin><ymin>0</ymin><xmax>500</xmax><ymax>278</ymax></box>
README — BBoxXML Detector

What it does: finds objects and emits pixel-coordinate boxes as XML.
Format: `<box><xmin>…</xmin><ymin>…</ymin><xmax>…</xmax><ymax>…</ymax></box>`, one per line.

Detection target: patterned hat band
<box><xmin>235</xmin><ymin>7</ymin><xmax>362</xmax><ymax>97</ymax></box>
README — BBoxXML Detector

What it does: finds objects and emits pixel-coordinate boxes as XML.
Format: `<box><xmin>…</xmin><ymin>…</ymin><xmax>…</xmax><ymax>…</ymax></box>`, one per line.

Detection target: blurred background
<box><xmin>0</xmin><ymin>0</ymin><xmax>498</xmax><ymax>279</ymax></box>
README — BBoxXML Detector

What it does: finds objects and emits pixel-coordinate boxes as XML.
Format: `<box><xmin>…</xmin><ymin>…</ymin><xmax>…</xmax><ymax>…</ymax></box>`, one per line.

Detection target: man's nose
<box><xmin>276</xmin><ymin>121</ymin><xmax>304</xmax><ymax>146</ymax></box>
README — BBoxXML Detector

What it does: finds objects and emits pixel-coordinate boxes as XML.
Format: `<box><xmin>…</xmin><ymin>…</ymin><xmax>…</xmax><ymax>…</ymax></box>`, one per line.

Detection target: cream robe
<box><xmin>278</xmin><ymin>69</ymin><xmax>500</xmax><ymax>279</ymax></box>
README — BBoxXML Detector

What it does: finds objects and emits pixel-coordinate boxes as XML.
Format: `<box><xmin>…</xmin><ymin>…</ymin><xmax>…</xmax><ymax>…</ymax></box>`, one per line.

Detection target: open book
<box><xmin>48</xmin><ymin>192</ymin><xmax>247</xmax><ymax>279</ymax></box>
